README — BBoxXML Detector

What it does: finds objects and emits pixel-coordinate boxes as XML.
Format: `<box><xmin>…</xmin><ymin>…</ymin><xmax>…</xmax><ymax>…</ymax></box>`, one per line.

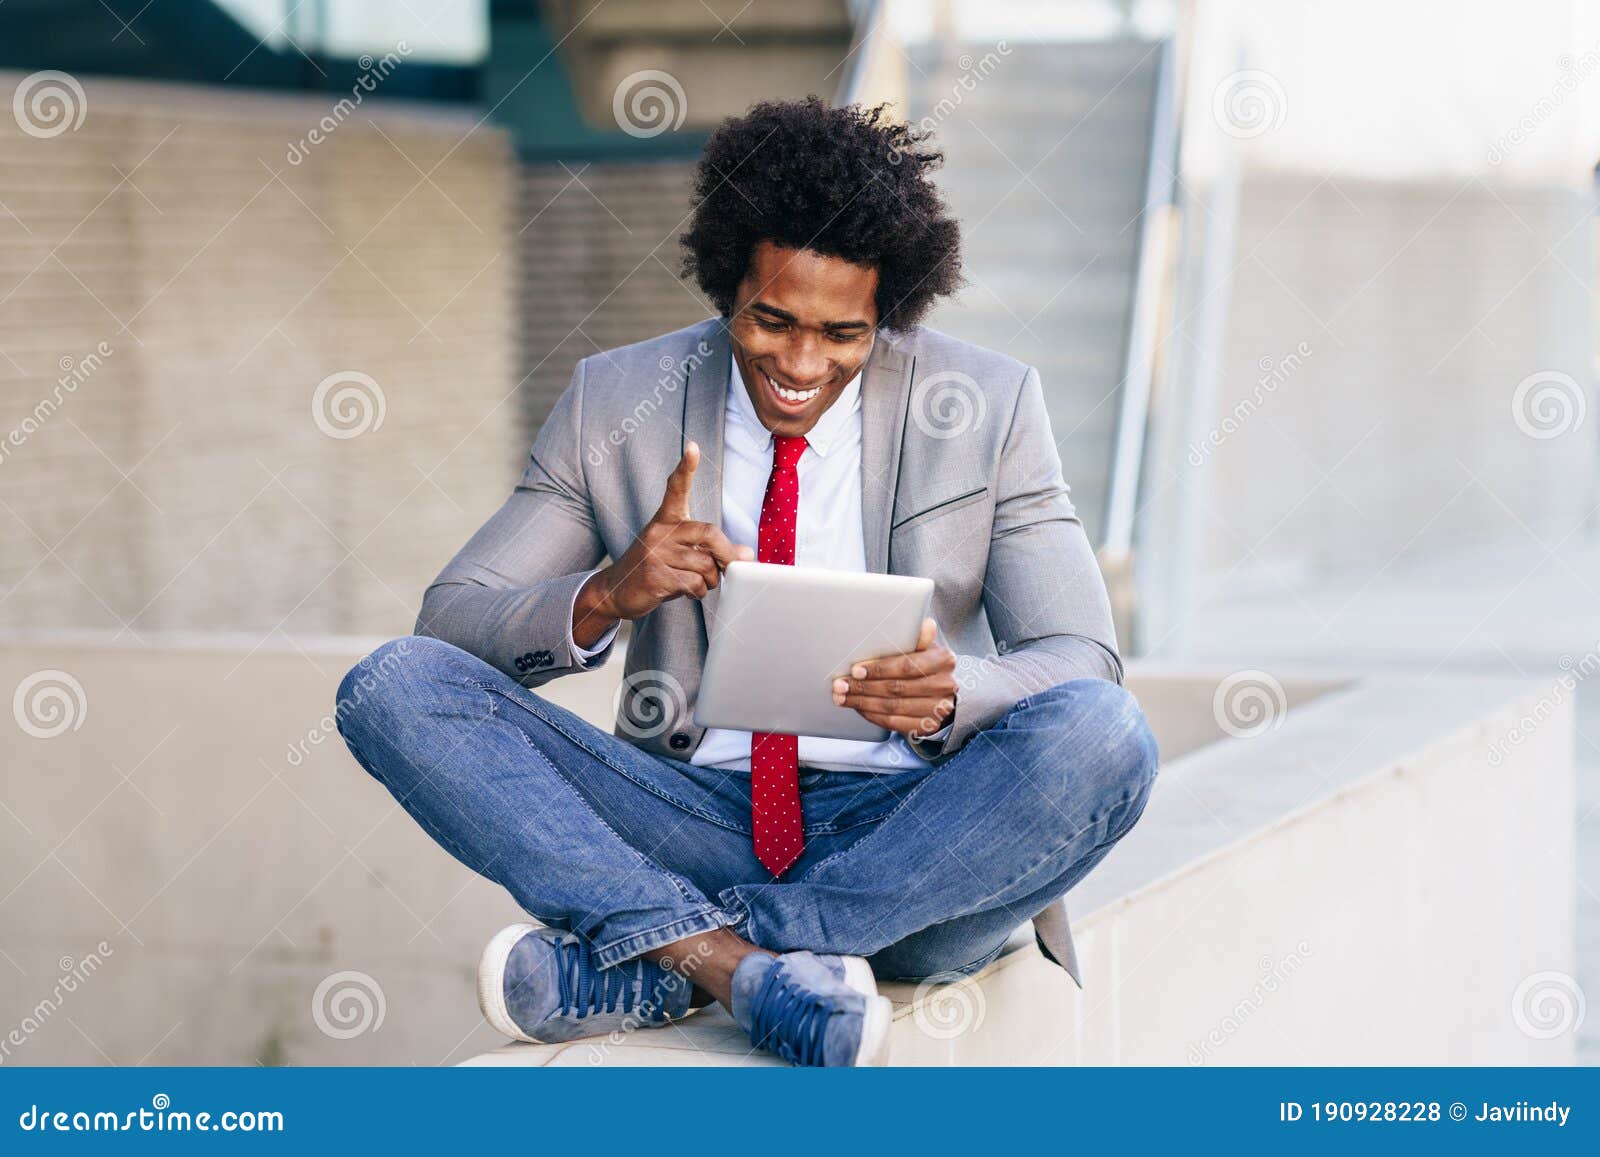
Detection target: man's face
<box><xmin>728</xmin><ymin>241</ymin><xmax>879</xmax><ymax>438</ymax></box>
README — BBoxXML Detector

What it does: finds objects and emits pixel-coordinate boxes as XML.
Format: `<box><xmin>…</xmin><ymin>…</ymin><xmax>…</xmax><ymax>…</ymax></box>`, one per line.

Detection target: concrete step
<box><xmin>908</xmin><ymin>36</ymin><xmax>1165</xmax><ymax>550</ymax></box>
<box><xmin>909</xmin><ymin>40</ymin><xmax>1167</xmax><ymax>90</ymax></box>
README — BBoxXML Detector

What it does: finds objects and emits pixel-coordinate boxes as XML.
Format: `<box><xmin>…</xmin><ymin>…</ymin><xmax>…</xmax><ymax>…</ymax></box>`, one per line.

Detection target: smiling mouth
<box><xmin>761</xmin><ymin>369</ymin><xmax>824</xmax><ymax>406</ymax></box>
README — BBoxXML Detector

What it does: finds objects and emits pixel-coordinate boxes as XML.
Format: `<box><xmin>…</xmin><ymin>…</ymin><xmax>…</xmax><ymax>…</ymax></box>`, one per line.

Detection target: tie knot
<box><xmin>773</xmin><ymin>435</ymin><xmax>808</xmax><ymax>470</ymax></box>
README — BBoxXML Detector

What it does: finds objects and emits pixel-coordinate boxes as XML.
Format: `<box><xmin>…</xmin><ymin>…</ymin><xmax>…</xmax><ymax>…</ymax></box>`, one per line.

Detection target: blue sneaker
<box><xmin>477</xmin><ymin>923</ymin><xmax>695</xmax><ymax>1044</ymax></box>
<box><xmin>820</xmin><ymin>954</ymin><xmax>879</xmax><ymax>1000</ymax></box>
<box><xmin>731</xmin><ymin>951</ymin><xmax>892</xmax><ymax>1066</ymax></box>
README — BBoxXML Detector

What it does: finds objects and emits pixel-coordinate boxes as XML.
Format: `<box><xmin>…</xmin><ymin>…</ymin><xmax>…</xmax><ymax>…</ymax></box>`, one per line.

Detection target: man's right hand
<box><xmin>572</xmin><ymin>441</ymin><xmax>753</xmax><ymax>649</ymax></box>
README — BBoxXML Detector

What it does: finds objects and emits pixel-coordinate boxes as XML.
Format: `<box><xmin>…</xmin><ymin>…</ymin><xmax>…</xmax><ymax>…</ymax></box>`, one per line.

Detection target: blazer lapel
<box><xmin>859</xmin><ymin>332</ymin><xmax>914</xmax><ymax>574</ymax></box>
<box><xmin>682</xmin><ymin>320</ymin><xmax>730</xmax><ymax>635</ymax></box>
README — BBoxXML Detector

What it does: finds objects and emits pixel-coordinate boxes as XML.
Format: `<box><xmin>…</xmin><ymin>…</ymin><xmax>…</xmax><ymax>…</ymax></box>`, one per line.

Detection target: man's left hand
<box><xmin>833</xmin><ymin>618</ymin><xmax>958</xmax><ymax>741</ymax></box>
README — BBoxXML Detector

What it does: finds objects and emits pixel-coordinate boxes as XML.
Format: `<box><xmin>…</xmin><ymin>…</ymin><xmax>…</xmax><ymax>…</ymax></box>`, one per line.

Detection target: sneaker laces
<box><xmin>554</xmin><ymin>939</ymin><xmax>638</xmax><ymax>1017</ymax></box>
<box><xmin>748</xmin><ymin>962</ymin><xmax>832</xmax><ymax>1067</ymax></box>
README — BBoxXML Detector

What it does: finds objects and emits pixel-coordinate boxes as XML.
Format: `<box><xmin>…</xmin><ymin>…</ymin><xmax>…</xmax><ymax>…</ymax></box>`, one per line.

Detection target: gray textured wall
<box><xmin>0</xmin><ymin>74</ymin><xmax>522</xmax><ymax>640</ymax></box>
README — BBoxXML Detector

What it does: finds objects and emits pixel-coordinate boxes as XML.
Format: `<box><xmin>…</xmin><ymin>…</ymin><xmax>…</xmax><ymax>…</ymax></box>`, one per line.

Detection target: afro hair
<box><xmin>680</xmin><ymin>97</ymin><xmax>962</xmax><ymax>332</ymax></box>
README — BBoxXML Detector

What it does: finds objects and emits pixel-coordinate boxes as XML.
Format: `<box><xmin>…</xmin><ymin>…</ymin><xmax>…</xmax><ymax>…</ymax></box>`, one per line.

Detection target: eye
<box><xmin>827</xmin><ymin>330</ymin><xmax>866</xmax><ymax>344</ymax></box>
<box><xmin>754</xmin><ymin>318</ymin><xmax>786</xmax><ymax>333</ymax></box>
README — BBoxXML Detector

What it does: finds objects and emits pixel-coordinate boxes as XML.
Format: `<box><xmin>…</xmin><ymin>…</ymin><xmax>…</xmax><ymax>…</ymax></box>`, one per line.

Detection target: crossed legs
<box><xmin>336</xmin><ymin>636</ymin><xmax>1158</xmax><ymax>1006</ymax></box>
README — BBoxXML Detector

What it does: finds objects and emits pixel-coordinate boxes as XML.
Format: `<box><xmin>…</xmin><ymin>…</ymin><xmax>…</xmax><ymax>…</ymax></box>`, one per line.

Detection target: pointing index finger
<box><xmin>656</xmin><ymin>441</ymin><xmax>698</xmax><ymax>522</ymax></box>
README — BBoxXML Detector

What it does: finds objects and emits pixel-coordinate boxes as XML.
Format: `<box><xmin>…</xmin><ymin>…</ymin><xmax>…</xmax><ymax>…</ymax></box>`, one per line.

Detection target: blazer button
<box><xmin>669</xmin><ymin>732</ymin><xmax>691</xmax><ymax>751</ymax></box>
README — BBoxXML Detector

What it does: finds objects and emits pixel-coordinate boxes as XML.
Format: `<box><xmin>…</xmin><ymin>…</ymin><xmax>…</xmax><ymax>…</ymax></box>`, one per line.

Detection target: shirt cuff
<box><xmin>568</xmin><ymin>568</ymin><xmax>618</xmax><ymax>665</ymax></box>
<box><xmin>910</xmin><ymin>716</ymin><xmax>954</xmax><ymax>757</ymax></box>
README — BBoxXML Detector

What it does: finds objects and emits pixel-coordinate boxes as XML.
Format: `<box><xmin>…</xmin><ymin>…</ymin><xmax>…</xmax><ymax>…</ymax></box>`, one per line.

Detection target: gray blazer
<box><xmin>417</xmin><ymin>317</ymin><xmax>1122</xmax><ymax>984</ymax></box>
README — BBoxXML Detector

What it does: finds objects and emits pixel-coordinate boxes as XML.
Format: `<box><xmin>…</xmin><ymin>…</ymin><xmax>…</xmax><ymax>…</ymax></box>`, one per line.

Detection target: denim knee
<box><xmin>1024</xmin><ymin>678</ymin><xmax>1160</xmax><ymax>809</ymax></box>
<box><xmin>334</xmin><ymin>635</ymin><xmax>475</xmax><ymax>743</ymax></box>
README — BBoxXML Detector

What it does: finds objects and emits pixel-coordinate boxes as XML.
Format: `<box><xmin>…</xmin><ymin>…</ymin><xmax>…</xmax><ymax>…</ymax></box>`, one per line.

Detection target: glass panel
<box><xmin>321</xmin><ymin>0</ymin><xmax>488</xmax><ymax>64</ymax></box>
<box><xmin>209</xmin><ymin>0</ymin><xmax>290</xmax><ymax>44</ymax></box>
<box><xmin>210</xmin><ymin>0</ymin><xmax>488</xmax><ymax>63</ymax></box>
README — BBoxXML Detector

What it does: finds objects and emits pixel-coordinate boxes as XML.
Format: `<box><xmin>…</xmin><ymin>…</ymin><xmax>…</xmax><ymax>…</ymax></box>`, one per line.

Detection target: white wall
<box><xmin>1140</xmin><ymin>0</ymin><xmax>1600</xmax><ymax>644</ymax></box>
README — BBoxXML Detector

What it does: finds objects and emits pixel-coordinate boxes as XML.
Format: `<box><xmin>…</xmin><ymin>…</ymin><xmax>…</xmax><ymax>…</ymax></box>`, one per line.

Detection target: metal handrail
<box><xmin>1102</xmin><ymin>35</ymin><xmax>1181</xmax><ymax>560</ymax></box>
<box><xmin>835</xmin><ymin>0</ymin><xmax>885</xmax><ymax>106</ymax></box>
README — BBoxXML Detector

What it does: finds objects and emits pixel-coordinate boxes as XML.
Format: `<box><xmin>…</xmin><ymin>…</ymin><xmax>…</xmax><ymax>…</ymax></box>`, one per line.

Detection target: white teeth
<box><xmin>766</xmin><ymin>373</ymin><xmax>821</xmax><ymax>403</ymax></box>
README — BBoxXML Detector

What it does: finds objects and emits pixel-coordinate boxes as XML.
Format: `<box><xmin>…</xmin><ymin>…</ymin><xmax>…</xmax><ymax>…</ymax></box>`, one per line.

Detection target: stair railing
<box><xmin>1100</xmin><ymin>32</ymin><xmax>1185</xmax><ymax>652</ymax></box>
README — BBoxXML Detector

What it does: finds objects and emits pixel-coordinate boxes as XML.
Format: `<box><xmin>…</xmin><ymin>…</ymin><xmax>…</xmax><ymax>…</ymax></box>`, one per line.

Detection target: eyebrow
<box><xmin>748</xmin><ymin>301</ymin><xmax>872</xmax><ymax>331</ymax></box>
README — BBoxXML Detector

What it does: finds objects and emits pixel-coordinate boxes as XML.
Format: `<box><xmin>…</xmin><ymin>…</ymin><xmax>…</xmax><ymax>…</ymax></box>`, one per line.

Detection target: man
<box><xmin>336</xmin><ymin>98</ymin><xmax>1158</xmax><ymax>1067</ymax></box>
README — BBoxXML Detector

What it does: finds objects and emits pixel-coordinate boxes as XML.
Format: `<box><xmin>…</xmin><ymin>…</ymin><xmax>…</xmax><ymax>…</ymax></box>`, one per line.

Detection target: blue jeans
<box><xmin>335</xmin><ymin>636</ymin><xmax>1158</xmax><ymax>981</ymax></box>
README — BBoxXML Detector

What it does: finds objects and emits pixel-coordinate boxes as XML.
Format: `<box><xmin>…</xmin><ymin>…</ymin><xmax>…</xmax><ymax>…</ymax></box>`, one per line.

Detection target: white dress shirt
<box><xmin>571</xmin><ymin>351</ymin><xmax>940</xmax><ymax>773</ymax></box>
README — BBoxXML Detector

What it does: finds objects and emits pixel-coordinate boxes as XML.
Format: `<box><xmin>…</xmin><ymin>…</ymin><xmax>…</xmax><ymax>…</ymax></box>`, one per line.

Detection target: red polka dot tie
<box><xmin>751</xmin><ymin>434</ymin><xmax>808</xmax><ymax>877</ymax></box>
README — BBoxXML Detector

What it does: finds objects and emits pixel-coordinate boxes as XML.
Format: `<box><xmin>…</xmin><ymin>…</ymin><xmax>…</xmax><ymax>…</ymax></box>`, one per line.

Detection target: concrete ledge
<box><xmin>0</xmin><ymin>639</ymin><xmax>1572</xmax><ymax>1065</ymax></box>
<box><xmin>462</xmin><ymin>665</ymin><xmax>1576</xmax><ymax>1066</ymax></box>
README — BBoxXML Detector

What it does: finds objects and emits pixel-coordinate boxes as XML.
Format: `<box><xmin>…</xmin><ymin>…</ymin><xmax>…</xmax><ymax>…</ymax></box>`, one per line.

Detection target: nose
<box><xmin>775</xmin><ymin>333</ymin><xmax>829</xmax><ymax>386</ymax></box>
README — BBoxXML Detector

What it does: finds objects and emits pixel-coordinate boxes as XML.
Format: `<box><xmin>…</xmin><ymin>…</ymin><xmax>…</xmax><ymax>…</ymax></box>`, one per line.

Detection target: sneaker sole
<box><xmin>838</xmin><ymin>955</ymin><xmax>879</xmax><ymax>1000</ymax></box>
<box><xmin>477</xmin><ymin>922</ymin><xmax>540</xmax><ymax>1044</ymax></box>
<box><xmin>478</xmin><ymin>923</ymin><xmax>704</xmax><ymax>1048</ymax></box>
<box><xmin>834</xmin><ymin>956</ymin><xmax>890</xmax><ymax>1066</ymax></box>
<box><xmin>853</xmin><ymin>994</ymin><xmax>893</xmax><ymax>1066</ymax></box>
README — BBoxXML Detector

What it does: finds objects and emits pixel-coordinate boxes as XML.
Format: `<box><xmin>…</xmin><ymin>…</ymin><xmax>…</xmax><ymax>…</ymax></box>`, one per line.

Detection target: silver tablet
<box><xmin>693</xmin><ymin>561</ymin><xmax>935</xmax><ymax>742</ymax></box>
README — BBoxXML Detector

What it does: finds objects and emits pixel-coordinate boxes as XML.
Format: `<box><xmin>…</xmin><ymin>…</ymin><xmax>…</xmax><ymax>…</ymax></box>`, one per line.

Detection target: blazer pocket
<box><xmin>891</xmin><ymin>485</ymin><xmax>990</xmax><ymax>534</ymax></box>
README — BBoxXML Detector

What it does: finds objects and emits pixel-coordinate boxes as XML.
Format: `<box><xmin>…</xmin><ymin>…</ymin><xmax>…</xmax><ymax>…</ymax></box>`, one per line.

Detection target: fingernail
<box><xmin>833</xmin><ymin>679</ymin><xmax>848</xmax><ymax>694</ymax></box>
<box><xmin>832</xmin><ymin>693</ymin><xmax>845</xmax><ymax>705</ymax></box>
<box><xmin>851</xmin><ymin>665</ymin><xmax>867</xmax><ymax>680</ymax></box>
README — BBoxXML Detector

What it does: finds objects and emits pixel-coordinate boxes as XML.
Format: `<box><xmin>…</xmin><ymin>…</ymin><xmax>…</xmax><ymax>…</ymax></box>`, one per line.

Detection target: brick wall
<box><xmin>0</xmin><ymin>73</ymin><xmax>522</xmax><ymax>638</ymax></box>
<box><xmin>514</xmin><ymin>158</ymin><xmax>709</xmax><ymax>433</ymax></box>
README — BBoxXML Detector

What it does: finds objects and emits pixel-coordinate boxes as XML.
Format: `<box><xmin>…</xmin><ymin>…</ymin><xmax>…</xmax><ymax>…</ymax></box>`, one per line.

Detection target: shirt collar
<box><xmin>727</xmin><ymin>350</ymin><xmax>863</xmax><ymax>459</ymax></box>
